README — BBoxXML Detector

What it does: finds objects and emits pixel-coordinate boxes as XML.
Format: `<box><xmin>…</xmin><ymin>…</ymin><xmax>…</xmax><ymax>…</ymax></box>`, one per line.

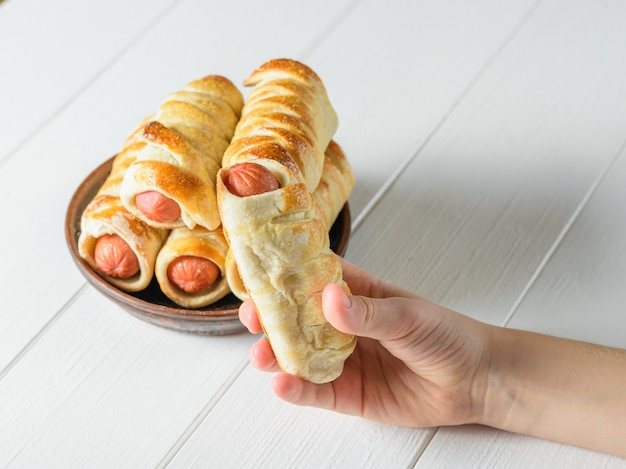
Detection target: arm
<box><xmin>479</xmin><ymin>326</ymin><xmax>626</xmax><ymax>457</ymax></box>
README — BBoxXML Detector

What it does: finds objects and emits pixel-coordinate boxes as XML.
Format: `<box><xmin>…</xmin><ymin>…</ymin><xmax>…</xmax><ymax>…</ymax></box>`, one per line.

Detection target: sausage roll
<box><xmin>217</xmin><ymin>59</ymin><xmax>356</xmax><ymax>384</ymax></box>
<box><xmin>79</xmin><ymin>125</ymin><xmax>169</xmax><ymax>292</ymax></box>
<box><xmin>155</xmin><ymin>225</ymin><xmax>231</xmax><ymax>309</ymax></box>
<box><xmin>120</xmin><ymin>75</ymin><xmax>244</xmax><ymax>230</ymax></box>
<box><xmin>312</xmin><ymin>140</ymin><xmax>355</xmax><ymax>230</ymax></box>
<box><xmin>224</xmin><ymin>248</ymin><xmax>248</xmax><ymax>302</ymax></box>
<box><xmin>221</xmin><ymin>59</ymin><xmax>338</xmax><ymax>192</ymax></box>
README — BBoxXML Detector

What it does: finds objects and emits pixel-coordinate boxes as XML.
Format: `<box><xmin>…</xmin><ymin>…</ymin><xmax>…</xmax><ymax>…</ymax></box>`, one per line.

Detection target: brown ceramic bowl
<box><xmin>65</xmin><ymin>156</ymin><xmax>351</xmax><ymax>335</ymax></box>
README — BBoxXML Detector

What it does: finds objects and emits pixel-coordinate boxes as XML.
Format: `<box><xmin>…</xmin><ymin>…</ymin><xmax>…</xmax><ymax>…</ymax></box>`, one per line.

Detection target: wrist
<box><xmin>471</xmin><ymin>326</ymin><xmax>626</xmax><ymax>457</ymax></box>
<box><xmin>473</xmin><ymin>326</ymin><xmax>521</xmax><ymax>430</ymax></box>
<box><xmin>476</xmin><ymin>327</ymin><xmax>560</xmax><ymax>435</ymax></box>
<box><xmin>468</xmin><ymin>324</ymin><xmax>512</xmax><ymax>429</ymax></box>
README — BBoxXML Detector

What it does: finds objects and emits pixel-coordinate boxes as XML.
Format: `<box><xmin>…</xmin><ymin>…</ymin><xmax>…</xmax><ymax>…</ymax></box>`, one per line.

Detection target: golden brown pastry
<box><xmin>221</xmin><ymin>59</ymin><xmax>338</xmax><ymax>192</ymax></box>
<box><xmin>224</xmin><ymin>139</ymin><xmax>355</xmax><ymax>302</ymax></box>
<box><xmin>120</xmin><ymin>75</ymin><xmax>244</xmax><ymax>230</ymax></box>
<box><xmin>155</xmin><ymin>225</ymin><xmax>230</xmax><ymax>309</ymax></box>
<box><xmin>224</xmin><ymin>248</ymin><xmax>248</xmax><ymax>301</ymax></box>
<box><xmin>217</xmin><ymin>59</ymin><xmax>356</xmax><ymax>384</ymax></box>
<box><xmin>312</xmin><ymin>140</ymin><xmax>355</xmax><ymax>230</ymax></box>
<box><xmin>79</xmin><ymin>123</ymin><xmax>169</xmax><ymax>292</ymax></box>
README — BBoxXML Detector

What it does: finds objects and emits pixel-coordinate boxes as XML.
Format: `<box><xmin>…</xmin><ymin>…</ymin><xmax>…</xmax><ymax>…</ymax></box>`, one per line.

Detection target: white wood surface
<box><xmin>0</xmin><ymin>0</ymin><xmax>177</xmax><ymax>164</ymax></box>
<box><xmin>1</xmin><ymin>0</ymin><xmax>625</xmax><ymax>467</ymax></box>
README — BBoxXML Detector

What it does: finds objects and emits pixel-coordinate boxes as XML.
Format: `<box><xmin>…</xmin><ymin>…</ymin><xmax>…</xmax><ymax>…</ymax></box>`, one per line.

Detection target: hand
<box><xmin>238</xmin><ymin>258</ymin><xmax>491</xmax><ymax>427</ymax></box>
<box><xmin>240</xmin><ymin>258</ymin><xmax>626</xmax><ymax>457</ymax></box>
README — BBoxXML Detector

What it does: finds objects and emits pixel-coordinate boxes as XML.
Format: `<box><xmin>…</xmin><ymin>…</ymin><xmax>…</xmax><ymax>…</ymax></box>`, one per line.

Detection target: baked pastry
<box><xmin>312</xmin><ymin>140</ymin><xmax>355</xmax><ymax>230</ymax></box>
<box><xmin>217</xmin><ymin>59</ymin><xmax>356</xmax><ymax>384</ymax></box>
<box><xmin>155</xmin><ymin>225</ymin><xmax>230</xmax><ymax>309</ymax></box>
<box><xmin>224</xmin><ymin>248</ymin><xmax>248</xmax><ymax>302</ymax></box>
<box><xmin>78</xmin><ymin>123</ymin><xmax>169</xmax><ymax>292</ymax></box>
<box><xmin>224</xmin><ymin>139</ymin><xmax>355</xmax><ymax>301</ymax></box>
<box><xmin>221</xmin><ymin>59</ymin><xmax>337</xmax><ymax>191</ymax></box>
<box><xmin>120</xmin><ymin>75</ymin><xmax>243</xmax><ymax>230</ymax></box>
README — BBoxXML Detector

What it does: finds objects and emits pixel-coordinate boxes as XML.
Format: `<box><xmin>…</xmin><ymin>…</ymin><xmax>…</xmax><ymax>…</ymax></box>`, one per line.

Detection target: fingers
<box><xmin>240</xmin><ymin>300</ymin><xmax>281</xmax><ymax>372</ymax></box>
<box><xmin>239</xmin><ymin>299</ymin><xmax>262</xmax><ymax>334</ymax></box>
<box><xmin>249</xmin><ymin>338</ymin><xmax>281</xmax><ymax>372</ymax></box>
<box><xmin>271</xmin><ymin>373</ymin><xmax>338</xmax><ymax>411</ymax></box>
<box><xmin>239</xmin><ymin>300</ymin><xmax>282</xmax><ymax>373</ymax></box>
<box><xmin>323</xmin><ymin>282</ymin><xmax>426</xmax><ymax>342</ymax></box>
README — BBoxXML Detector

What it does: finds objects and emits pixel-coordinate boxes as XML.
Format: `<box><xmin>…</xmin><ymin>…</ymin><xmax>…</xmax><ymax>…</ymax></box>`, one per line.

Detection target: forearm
<box><xmin>478</xmin><ymin>326</ymin><xmax>626</xmax><ymax>457</ymax></box>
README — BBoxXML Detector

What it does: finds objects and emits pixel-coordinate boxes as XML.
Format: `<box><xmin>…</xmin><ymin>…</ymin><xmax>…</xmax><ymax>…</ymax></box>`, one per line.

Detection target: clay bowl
<box><xmin>65</xmin><ymin>156</ymin><xmax>351</xmax><ymax>335</ymax></box>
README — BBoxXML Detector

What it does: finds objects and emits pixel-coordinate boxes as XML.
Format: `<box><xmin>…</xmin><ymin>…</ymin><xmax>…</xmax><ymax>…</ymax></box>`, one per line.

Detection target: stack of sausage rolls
<box><xmin>79</xmin><ymin>75</ymin><xmax>243</xmax><ymax>308</ymax></box>
<box><xmin>78</xmin><ymin>59</ymin><xmax>356</xmax><ymax>383</ymax></box>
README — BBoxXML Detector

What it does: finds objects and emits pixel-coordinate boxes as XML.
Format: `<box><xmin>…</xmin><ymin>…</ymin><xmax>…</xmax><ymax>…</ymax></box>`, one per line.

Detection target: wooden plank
<box><xmin>415</xmin><ymin>426</ymin><xmax>626</xmax><ymax>468</ymax></box>
<box><xmin>0</xmin><ymin>0</ymin><xmax>177</xmax><ymax>164</ymax></box>
<box><xmin>0</xmin><ymin>0</ymin><xmax>355</xmax><ymax>373</ymax></box>
<box><xmin>0</xmin><ymin>286</ymin><xmax>256</xmax><ymax>467</ymax></box>
<box><xmin>505</xmin><ymin>147</ymin><xmax>626</xmax><ymax>348</ymax></box>
<box><xmin>314</xmin><ymin>0</ymin><xmax>542</xmax><ymax>218</ymax></box>
<box><xmin>346</xmin><ymin>0</ymin><xmax>626</xmax><ymax>326</ymax></box>
<box><xmin>167</xmin><ymin>367</ymin><xmax>434</xmax><ymax>468</ymax></box>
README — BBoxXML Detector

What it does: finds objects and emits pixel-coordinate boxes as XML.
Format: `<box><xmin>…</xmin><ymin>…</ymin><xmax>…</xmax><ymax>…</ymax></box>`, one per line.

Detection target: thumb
<box><xmin>322</xmin><ymin>283</ymin><xmax>419</xmax><ymax>341</ymax></box>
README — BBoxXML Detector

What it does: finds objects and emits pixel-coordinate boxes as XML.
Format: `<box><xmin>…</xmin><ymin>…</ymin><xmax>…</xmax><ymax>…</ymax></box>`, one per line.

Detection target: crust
<box><xmin>155</xmin><ymin>226</ymin><xmax>230</xmax><ymax>308</ymax></box>
<box><xmin>120</xmin><ymin>75</ymin><xmax>243</xmax><ymax>230</ymax></box>
<box><xmin>222</xmin><ymin>58</ymin><xmax>338</xmax><ymax>192</ymax></box>
<box><xmin>225</xmin><ymin>140</ymin><xmax>355</xmax><ymax>301</ymax></box>
<box><xmin>217</xmin><ymin>175</ymin><xmax>356</xmax><ymax>383</ymax></box>
<box><xmin>78</xmin><ymin>134</ymin><xmax>168</xmax><ymax>292</ymax></box>
<box><xmin>312</xmin><ymin>140</ymin><xmax>355</xmax><ymax>230</ymax></box>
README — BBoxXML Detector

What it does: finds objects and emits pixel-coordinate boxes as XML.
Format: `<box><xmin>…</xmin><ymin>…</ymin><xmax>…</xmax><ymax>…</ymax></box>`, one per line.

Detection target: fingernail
<box><xmin>341</xmin><ymin>290</ymin><xmax>352</xmax><ymax>310</ymax></box>
<box><xmin>341</xmin><ymin>290</ymin><xmax>361</xmax><ymax>330</ymax></box>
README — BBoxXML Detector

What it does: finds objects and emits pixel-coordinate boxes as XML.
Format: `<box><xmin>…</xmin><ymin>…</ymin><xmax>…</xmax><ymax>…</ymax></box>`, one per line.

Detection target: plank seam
<box><xmin>0</xmin><ymin>283</ymin><xmax>87</xmax><ymax>382</ymax></box>
<box><xmin>351</xmin><ymin>0</ymin><xmax>546</xmax><ymax>236</ymax></box>
<box><xmin>156</xmin><ymin>355</ymin><xmax>251</xmax><ymax>468</ymax></box>
<box><xmin>299</xmin><ymin>0</ymin><xmax>363</xmax><ymax>62</ymax></box>
<box><xmin>0</xmin><ymin>0</ymin><xmax>183</xmax><ymax>170</ymax></box>
<box><xmin>501</xmin><ymin>136</ymin><xmax>626</xmax><ymax>328</ymax></box>
<box><xmin>407</xmin><ymin>428</ymin><xmax>439</xmax><ymax>469</ymax></box>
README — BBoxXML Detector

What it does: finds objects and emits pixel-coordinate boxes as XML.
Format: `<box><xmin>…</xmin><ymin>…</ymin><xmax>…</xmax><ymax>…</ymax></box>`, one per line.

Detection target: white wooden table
<box><xmin>1</xmin><ymin>0</ymin><xmax>625</xmax><ymax>467</ymax></box>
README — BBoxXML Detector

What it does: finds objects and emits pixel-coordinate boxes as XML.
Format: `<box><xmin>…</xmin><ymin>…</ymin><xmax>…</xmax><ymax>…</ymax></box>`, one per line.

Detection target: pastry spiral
<box><xmin>120</xmin><ymin>75</ymin><xmax>243</xmax><ymax>230</ymax></box>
